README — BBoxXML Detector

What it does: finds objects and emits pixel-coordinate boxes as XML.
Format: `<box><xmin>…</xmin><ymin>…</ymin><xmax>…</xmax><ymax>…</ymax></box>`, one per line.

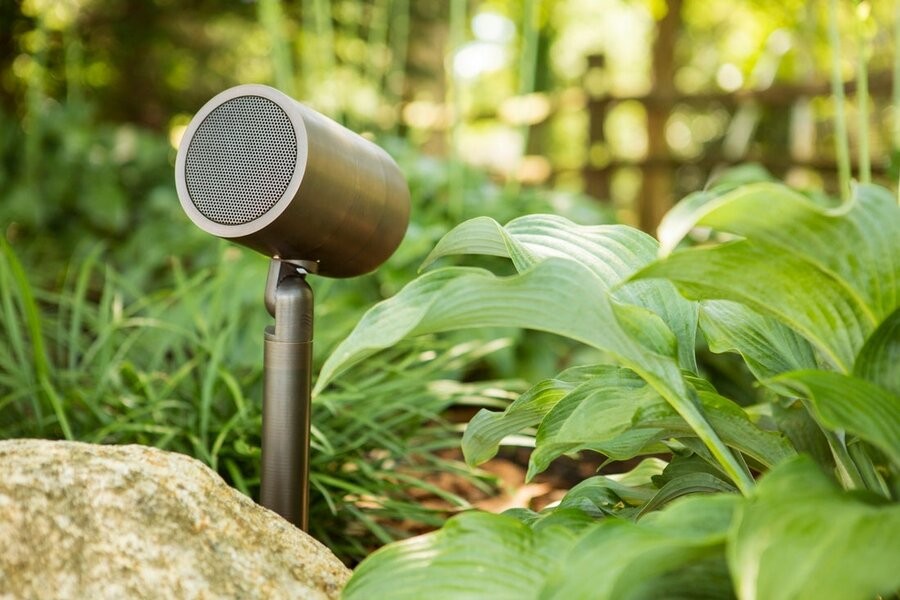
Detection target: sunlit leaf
<box><xmin>343</xmin><ymin>511</ymin><xmax>580</xmax><ymax>600</ymax></box>
<box><xmin>318</xmin><ymin>256</ymin><xmax>752</xmax><ymax>491</ymax></box>
<box><xmin>544</xmin><ymin>495</ymin><xmax>738</xmax><ymax>599</ymax></box>
<box><xmin>658</xmin><ymin>183</ymin><xmax>900</xmax><ymax>320</ymax></box>
<box><xmin>645</xmin><ymin>182</ymin><xmax>900</xmax><ymax>372</ymax></box>
<box><xmin>729</xmin><ymin>456</ymin><xmax>900</xmax><ymax>600</ymax></box>
<box><xmin>423</xmin><ymin>214</ymin><xmax>699</xmax><ymax>372</ymax></box>
<box><xmin>344</xmin><ymin>495</ymin><xmax>739</xmax><ymax>600</ymax></box>
<box><xmin>634</xmin><ymin>240</ymin><xmax>870</xmax><ymax>371</ymax></box>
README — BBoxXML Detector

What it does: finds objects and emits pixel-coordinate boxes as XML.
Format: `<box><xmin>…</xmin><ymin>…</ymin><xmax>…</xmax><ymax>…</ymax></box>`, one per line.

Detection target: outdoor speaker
<box><xmin>175</xmin><ymin>84</ymin><xmax>410</xmax><ymax>277</ymax></box>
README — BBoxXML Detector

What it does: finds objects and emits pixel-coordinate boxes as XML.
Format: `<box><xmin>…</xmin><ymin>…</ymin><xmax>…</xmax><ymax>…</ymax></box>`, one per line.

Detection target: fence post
<box><xmin>584</xmin><ymin>53</ymin><xmax>610</xmax><ymax>201</ymax></box>
<box><xmin>639</xmin><ymin>0</ymin><xmax>682</xmax><ymax>234</ymax></box>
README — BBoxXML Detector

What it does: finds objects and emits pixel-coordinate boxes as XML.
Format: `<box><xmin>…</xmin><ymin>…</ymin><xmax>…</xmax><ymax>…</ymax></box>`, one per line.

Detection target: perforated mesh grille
<box><xmin>184</xmin><ymin>95</ymin><xmax>297</xmax><ymax>225</ymax></box>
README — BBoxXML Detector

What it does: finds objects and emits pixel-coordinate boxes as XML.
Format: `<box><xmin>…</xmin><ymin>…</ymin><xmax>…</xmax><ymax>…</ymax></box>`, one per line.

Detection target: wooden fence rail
<box><xmin>582</xmin><ymin>53</ymin><xmax>893</xmax><ymax>232</ymax></box>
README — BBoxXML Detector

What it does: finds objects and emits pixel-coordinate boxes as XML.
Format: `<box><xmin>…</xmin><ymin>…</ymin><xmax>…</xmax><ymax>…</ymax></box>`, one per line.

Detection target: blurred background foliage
<box><xmin>1</xmin><ymin>0</ymin><xmax>898</xmax><ymax>562</ymax></box>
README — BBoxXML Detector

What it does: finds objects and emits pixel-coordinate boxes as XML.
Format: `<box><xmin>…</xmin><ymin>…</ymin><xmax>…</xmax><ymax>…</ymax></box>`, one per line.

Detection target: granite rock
<box><xmin>0</xmin><ymin>439</ymin><xmax>350</xmax><ymax>599</ymax></box>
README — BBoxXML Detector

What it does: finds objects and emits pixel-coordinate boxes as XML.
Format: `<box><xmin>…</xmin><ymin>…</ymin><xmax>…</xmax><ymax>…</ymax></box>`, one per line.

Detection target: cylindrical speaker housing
<box><xmin>175</xmin><ymin>84</ymin><xmax>410</xmax><ymax>277</ymax></box>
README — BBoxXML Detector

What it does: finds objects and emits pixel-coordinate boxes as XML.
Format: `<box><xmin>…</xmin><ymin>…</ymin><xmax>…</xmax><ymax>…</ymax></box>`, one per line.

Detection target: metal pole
<box><xmin>260</xmin><ymin>259</ymin><xmax>315</xmax><ymax>530</ymax></box>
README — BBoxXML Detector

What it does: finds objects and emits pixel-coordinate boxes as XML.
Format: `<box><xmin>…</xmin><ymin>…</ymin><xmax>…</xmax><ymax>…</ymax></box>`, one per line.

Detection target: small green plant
<box><xmin>313</xmin><ymin>174</ymin><xmax>899</xmax><ymax>598</ymax></box>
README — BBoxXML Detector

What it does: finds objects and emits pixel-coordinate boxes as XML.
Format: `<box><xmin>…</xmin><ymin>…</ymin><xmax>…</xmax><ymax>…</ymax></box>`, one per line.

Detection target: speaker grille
<box><xmin>184</xmin><ymin>95</ymin><xmax>297</xmax><ymax>225</ymax></box>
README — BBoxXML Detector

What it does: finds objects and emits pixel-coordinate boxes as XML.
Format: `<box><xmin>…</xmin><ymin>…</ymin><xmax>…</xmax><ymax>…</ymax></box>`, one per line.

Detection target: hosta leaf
<box><xmin>557</xmin><ymin>471</ymin><xmax>658</xmax><ymax>517</ymax></box>
<box><xmin>634</xmin><ymin>240</ymin><xmax>870</xmax><ymax>371</ymax></box>
<box><xmin>555</xmin><ymin>456</ymin><xmax>669</xmax><ymax>518</ymax></box>
<box><xmin>766</xmin><ymin>370</ymin><xmax>900</xmax><ymax>467</ymax></box>
<box><xmin>611</xmin><ymin>302</ymin><xmax>678</xmax><ymax>358</ymax></box>
<box><xmin>544</xmin><ymin>495</ymin><xmax>738</xmax><ymax>599</ymax></box>
<box><xmin>504</xmin><ymin>507</ymin><xmax>598</xmax><ymax>532</ymax></box>
<box><xmin>658</xmin><ymin>182</ymin><xmax>900</xmax><ymax>320</ymax></box>
<box><xmin>461</xmin><ymin>365</ymin><xmax>605</xmax><ymax>467</ymax></box>
<box><xmin>699</xmin><ymin>300</ymin><xmax>818</xmax><ymax>380</ymax></box>
<box><xmin>470</xmin><ymin>362</ymin><xmax>789</xmax><ymax>482</ymax></box>
<box><xmin>629</xmin><ymin>555</ymin><xmax>736</xmax><ymax>600</ymax></box>
<box><xmin>576</xmin><ymin>390</ymin><xmax>795</xmax><ymax>472</ymax></box>
<box><xmin>770</xmin><ymin>401</ymin><xmax>833</xmax><ymax>470</ymax></box>
<box><xmin>853</xmin><ymin>307</ymin><xmax>900</xmax><ymax>396</ymax></box>
<box><xmin>471</xmin><ymin>363</ymin><xmax>791</xmax><ymax>482</ymax></box>
<box><xmin>697</xmin><ymin>392</ymin><xmax>796</xmax><ymax>468</ymax></box>
<box><xmin>652</xmin><ymin>452</ymin><xmax>726</xmax><ymax>486</ymax></box>
<box><xmin>729</xmin><ymin>456</ymin><xmax>900</xmax><ymax>600</ymax></box>
<box><xmin>527</xmin><ymin>368</ymin><xmax>668</xmax><ymax>479</ymax></box>
<box><xmin>424</xmin><ymin>215</ymin><xmax>663</xmax><ymax>283</ymax></box>
<box><xmin>345</xmin><ymin>495</ymin><xmax>739</xmax><ymax>600</ymax></box>
<box><xmin>647</xmin><ymin>182</ymin><xmax>900</xmax><ymax>372</ymax></box>
<box><xmin>343</xmin><ymin>511</ymin><xmax>579</xmax><ymax>600</ymax></box>
<box><xmin>316</xmin><ymin>260</ymin><xmax>656</xmax><ymax>389</ymax></box>
<box><xmin>636</xmin><ymin>472</ymin><xmax>736</xmax><ymax>517</ymax></box>
<box><xmin>421</xmin><ymin>216</ymin><xmax>527</xmax><ymax>267</ymax></box>
<box><xmin>422</xmin><ymin>214</ymin><xmax>699</xmax><ymax>372</ymax></box>
<box><xmin>318</xmin><ymin>257</ymin><xmax>752</xmax><ymax>492</ymax></box>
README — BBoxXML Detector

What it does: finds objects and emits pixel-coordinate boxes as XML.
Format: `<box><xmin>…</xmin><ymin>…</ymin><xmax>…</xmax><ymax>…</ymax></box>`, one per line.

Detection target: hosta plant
<box><xmin>314</xmin><ymin>176</ymin><xmax>900</xmax><ymax>599</ymax></box>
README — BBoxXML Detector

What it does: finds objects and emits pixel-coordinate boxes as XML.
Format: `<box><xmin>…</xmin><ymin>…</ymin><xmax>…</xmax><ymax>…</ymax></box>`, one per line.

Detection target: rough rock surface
<box><xmin>0</xmin><ymin>439</ymin><xmax>350</xmax><ymax>599</ymax></box>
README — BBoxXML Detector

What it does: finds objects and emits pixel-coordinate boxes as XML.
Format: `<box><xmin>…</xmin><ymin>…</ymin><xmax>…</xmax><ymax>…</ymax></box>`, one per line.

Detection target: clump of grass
<box><xmin>0</xmin><ymin>240</ymin><xmax>512</xmax><ymax>562</ymax></box>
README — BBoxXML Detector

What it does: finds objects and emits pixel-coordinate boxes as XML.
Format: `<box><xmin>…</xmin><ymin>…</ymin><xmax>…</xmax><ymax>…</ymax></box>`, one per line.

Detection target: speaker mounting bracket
<box><xmin>260</xmin><ymin>257</ymin><xmax>315</xmax><ymax>530</ymax></box>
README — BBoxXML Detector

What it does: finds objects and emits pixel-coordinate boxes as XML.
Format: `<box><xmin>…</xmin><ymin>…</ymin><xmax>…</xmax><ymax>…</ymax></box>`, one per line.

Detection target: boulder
<box><xmin>0</xmin><ymin>439</ymin><xmax>350</xmax><ymax>599</ymax></box>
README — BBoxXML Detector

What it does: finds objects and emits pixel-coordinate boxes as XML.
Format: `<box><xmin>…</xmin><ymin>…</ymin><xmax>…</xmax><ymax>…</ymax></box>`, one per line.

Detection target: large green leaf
<box><xmin>526</xmin><ymin>369</ymin><xmax>667</xmax><ymax>479</ymax></box>
<box><xmin>699</xmin><ymin>300</ymin><xmax>818</xmax><ymax>380</ymax></box>
<box><xmin>464</xmin><ymin>360</ymin><xmax>792</xmax><ymax>485</ymax></box>
<box><xmin>766</xmin><ymin>370</ymin><xmax>900</xmax><ymax>467</ymax></box>
<box><xmin>423</xmin><ymin>214</ymin><xmax>699</xmax><ymax>372</ymax></box>
<box><xmin>635</xmin><ymin>240</ymin><xmax>870</xmax><ymax>371</ymax></box>
<box><xmin>854</xmin><ymin>307</ymin><xmax>900</xmax><ymax>396</ymax></box>
<box><xmin>629</xmin><ymin>555</ymin><xmax>736</xmax><ymax>600</ymax></box>
<box><xmin>318</xmin><ymin>256</ymin><xmax>752</xmax><ymax>491</ymax></box>
<box><xmin>543</xmin><ymin>495</ymin><xmax>738</xmax><ymax>599</ymax></box>
<box><xmin>643</xmin><ymin>182</ymin><xmax>900</xmax><ymax>372</ymax></box>
<box><xmin>658</xmin><ymin>183</ymin><xmax>899</xmax><ymax>320</ymax></box>
<box><xmin>460</xmin><ymin>364</ymin><xmax>606</xmax><ymax>467</ymax></box>
<box><xmin>315</xmin><ymin>260</ymin><xmax>669</xmax><ymax>389</ymax></box>
<box><xmin>344</xmin><ymin>495</ymin><xmax>739</xmax><ymax>600</ymax></box>
<box><xmin>527</xmin><ymin>372</ymin><xmax>793</xmax><ymax>479</ymax></box>
<box><xmin>729</xmin><ymin>456</ymin><xmax>900</xmax><ymax>600</ymax></box>
<box><xmin>342</xmin><ymin>511</ymin><xmax>579</xmax><ymax>600</ymax></box>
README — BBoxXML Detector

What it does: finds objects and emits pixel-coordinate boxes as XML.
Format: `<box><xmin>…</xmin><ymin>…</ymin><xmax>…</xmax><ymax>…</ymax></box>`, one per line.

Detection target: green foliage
<box><xmin>345</xmin><ymin>458</ymin><xmax>900</xmax><ymax>600</ymax></box>
<box><xmin>0</xmin><ymin>104</ymin><xmax>192</xmax><ymax>284</ymax></box>
<box><xmin>317</xmin><ymin>176</ymin><xmax>900</xmax><ymax>595</ymax></box>
<box><xmin>0</xmin><ymin>239</ymin><xmax>517</xmax><ymax>563</ymax></box>
<box><xmin>729</xmin><ymin>457</ymin><xmax>900</xmax><ymax>600</ymax></box>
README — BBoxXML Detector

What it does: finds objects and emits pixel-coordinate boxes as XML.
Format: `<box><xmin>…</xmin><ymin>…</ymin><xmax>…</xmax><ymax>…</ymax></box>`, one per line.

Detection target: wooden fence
<box><xmin>582</xmin><ymin>54</ymin><xmax>893</xmax><ymax>232</ymax></box>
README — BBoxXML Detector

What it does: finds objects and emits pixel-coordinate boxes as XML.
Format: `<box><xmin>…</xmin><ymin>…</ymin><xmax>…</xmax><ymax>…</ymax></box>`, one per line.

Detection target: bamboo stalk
<box><xmin>894</xmin><ymin>0</ymin><xmax>900</xmax><ymax>150</ymax></box>
<box><xmin>506</xmin><ymin>0</ymin><xmax>542</xmax><ymax>196</ymax></box>
<box><xmin>856</xmin><ymin>3</ymin><xmax>871</xmax><ymax>185</ymax></box>
<box><xmin>24</xmin><ymin>13</ymin><xmax>47</xmax><ymax>187</ymax></box>
<box><xmin>447</xmin><ymin>0</ymin><xmax>466</xmax><ymax>221</ymax></box>
<box><xmin>388</xmin><ymin>0</ymin><xmax>410</xmax><ymax>135</ymax></box>
<box><xmin>827</xmin><ymin>0</ymin><xmax>852</xmax><ymax>202</ymax></box>
<box><xmin>64</xmin><ymin>30</ymin><xmax>83</xmax><ymax>106</ymax></box>
<box><xmin>366</xmin><ymin>0</ymin><xmax>390</xmax><ymax>96</ymax></box>
<box><xmin>894</xmin><ymin>0</ymin><xmax>900</xmax><ymax>202</ymax></box>
<box><xmin>258</xmin><ymin>0</ymin><xmax>296</xmax><ymax>97</ymax></box>
<box><xmin>312</xmin><ymin>0</ymin><xmax>340</xmax><ymax>122</ymax></box>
